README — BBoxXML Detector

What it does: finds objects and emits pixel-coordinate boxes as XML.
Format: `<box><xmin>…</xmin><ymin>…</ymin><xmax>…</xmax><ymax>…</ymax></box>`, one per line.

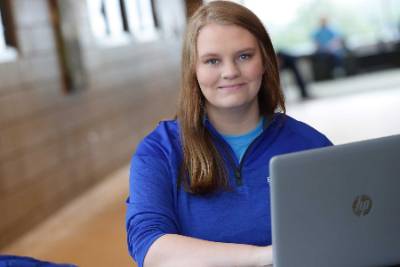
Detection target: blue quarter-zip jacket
<box><xmin>126</xmin><ymin>113</ymin><xmax>332</xmax><ymax>267</ymax></box>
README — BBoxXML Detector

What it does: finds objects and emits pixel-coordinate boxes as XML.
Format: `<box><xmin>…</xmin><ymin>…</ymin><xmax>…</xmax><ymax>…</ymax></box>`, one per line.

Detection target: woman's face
<box><xmin>196</xmin><ymin>23</ymin><xmax>264</xmax><ymax>114</ymax></box>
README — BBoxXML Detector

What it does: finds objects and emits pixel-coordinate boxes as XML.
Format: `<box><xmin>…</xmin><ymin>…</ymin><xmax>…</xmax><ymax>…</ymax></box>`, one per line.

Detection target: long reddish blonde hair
<box><xmin>177</xmin><ymin>1</ymin><xmax>285</xmax><ymax>194</ymax></box>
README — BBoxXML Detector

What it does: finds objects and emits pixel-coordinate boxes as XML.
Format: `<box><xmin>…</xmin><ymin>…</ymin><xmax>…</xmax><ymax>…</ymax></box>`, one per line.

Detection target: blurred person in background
<box><xmin>312</xmin><ymin>16</ymin><xmax>346</xmax><ymax>76</ymax></box>
<box><xmin>126</xmin><ymin>1</ymin><xmax>332</xmax><ymax>267</ymax></box>
<box><xmin>277</xmin><ymin>50</ymin><xmax>310</xmax><ymax>100</ymax></box>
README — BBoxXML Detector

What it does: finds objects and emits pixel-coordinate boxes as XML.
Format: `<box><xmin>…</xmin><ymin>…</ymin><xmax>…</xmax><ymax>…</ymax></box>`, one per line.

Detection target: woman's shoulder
<box><xmin>146</xmin><ymin>119</ymin><xmax>180</xmax><ymax>141</ymax></box>
<box><xmin>135</xmin><ymin>119</ymin><xmax>181</xmax><ymax>157</ymax></box>
<box><xmin>275</xmin><ymin>113</ymin><xmax>333</xmax><ymax>147</ymax></box>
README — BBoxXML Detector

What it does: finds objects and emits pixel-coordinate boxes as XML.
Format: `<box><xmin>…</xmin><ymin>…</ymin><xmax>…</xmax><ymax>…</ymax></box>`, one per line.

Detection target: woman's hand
<box><xmin>253</xmin><ymin>245</ymin><xmax>273</xmax><ymax>266</ymax></box>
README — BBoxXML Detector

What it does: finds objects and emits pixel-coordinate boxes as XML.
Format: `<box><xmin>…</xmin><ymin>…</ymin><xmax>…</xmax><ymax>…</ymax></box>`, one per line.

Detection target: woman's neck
<box><xmin>206</xmin><ymin>102</ymin><xmax>261</xmax><ymax>136</ymax></box>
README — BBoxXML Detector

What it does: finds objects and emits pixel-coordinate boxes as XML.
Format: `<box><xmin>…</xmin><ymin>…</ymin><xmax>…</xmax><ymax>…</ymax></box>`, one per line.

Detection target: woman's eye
<box><xmin>239</xmin><ymin>53</ymin><xmax>252</xmax><ymax>61</ymax></box>
<box><xmin>205</xmin><ymin>58</ymin><xmax>219</xmax><ymax>65</ymax></box>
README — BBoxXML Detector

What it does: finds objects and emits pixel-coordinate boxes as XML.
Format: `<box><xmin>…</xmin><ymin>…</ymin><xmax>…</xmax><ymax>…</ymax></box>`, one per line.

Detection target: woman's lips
<box><xmin>218</xmin><ymin>83</ymin><xmax>246</xmax><ymax>90</ymax></box>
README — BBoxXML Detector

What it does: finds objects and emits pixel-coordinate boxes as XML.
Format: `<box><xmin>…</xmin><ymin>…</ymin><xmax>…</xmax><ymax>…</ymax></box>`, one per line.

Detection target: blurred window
<box><xmin>241</xmin><ymin>0</ymin><xmax>400</xmax><ymax>55</ymax></box>
<box><xmin>124</xmin><ymin>0</ymin><xmax>158</xmax><ymax>41</ymax></box>
<box><xmin>0</xmin><ymin>0</ymin><xmax>17</xmax><ymax>62</ymax></box>
<box><xmin>87</xmin><ymin>0</ymin><xmax>159</xmax><ymax>45</ymax></box>
<box><xmin>87</xmin><ymin>0</ymin><xmax>129</xmax><ymax>45</ymax></box>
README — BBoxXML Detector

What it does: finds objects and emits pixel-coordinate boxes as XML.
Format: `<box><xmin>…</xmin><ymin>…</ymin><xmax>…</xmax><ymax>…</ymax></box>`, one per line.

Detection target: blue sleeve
<box><xmin>310</xmin><ymin>130</ymin><xmax>333</xmax><ymax>148</ymax></box>
<box><xmin>322</xmin><ymin>135</ymin><xmax>333</xmax><ymax>146</ymax></box>
<box><xmin>282</xmin><ymin>114</ymin><xmax>334</xmax><ymax>149</ymax></box>
<box><xmin>0</xmin><ymin>255</ymin><xmax>77</xmax><ymax>267</ymax></box>
<box><xmin>126</xmin><ymin>143</ymin><xmax>179</xmax><ymax>267</ymax></box>
<box><xmin>312</xmin><ymin>130</ymin><xmax>333</xmax><ymax>147</ymax></box>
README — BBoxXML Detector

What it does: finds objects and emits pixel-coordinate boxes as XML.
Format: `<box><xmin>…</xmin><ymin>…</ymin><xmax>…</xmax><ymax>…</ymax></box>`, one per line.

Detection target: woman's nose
<box><xmin>221</xmin><ymin>61</ymin><xmax>240</xmax><ymax>80</ymax></box>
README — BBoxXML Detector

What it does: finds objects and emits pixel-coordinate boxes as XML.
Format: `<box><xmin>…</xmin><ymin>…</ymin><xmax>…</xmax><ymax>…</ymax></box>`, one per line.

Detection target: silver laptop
<box><xmin>270</xmin><ymin>134</ymin><xmax>400</xmax><ymax>267</ymax></box>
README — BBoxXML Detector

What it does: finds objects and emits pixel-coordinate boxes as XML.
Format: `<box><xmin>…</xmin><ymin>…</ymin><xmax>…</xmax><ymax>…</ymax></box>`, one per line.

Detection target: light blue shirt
<box><xmin>314</xmin><ymin>27</ymin><xmax>338</xmax><ymax>46</ymax></box>
<box><xmin>312</xmin><ymin>26</ymin><xmax>343</xmax><ymax>55</ymax></box>
<box><xmin>221</xmin><ymin>117</ymin><xmax>264</xmax><ymax>162</ymax></box>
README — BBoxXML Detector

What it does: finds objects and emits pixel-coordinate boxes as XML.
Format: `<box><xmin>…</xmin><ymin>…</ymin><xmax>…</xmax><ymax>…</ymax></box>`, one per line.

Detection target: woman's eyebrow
<box><xmin>236</xmin><ymin>47</ymin><xmax>256</xmax><ymax>54</ymax></box>
<box><xmin>199</xmin><ymin>52</ymin><xmax>220</xmax><ymax>59</ymax></box>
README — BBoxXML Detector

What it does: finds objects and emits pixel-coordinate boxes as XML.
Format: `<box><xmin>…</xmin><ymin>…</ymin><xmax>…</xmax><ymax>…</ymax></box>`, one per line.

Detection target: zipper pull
<box><xmin>235</xmin><ymin>169</ymin><xmax>242</xmax><ymax>186</ymax></box>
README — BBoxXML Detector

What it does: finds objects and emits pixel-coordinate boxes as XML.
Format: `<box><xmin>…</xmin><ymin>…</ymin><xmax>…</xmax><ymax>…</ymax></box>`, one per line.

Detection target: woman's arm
<box><xmin>144</xmin><ymin>234</ymin><xmax>272</xmax><ymax>267</ymax></box>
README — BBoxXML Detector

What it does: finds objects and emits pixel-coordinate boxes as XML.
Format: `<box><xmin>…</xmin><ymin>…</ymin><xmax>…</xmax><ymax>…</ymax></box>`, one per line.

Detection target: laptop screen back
<box><xmin>270</xmin><ymin>134</ymin><xmax>400</xmax><ymax>267</ymax></box>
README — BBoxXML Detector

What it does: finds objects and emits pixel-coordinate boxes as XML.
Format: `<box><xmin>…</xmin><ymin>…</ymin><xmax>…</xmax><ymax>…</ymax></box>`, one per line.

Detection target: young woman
<box><xmin>126</xmin><ymin>1</ymin><xmax>332</xmax><ymax>267</ymax></box>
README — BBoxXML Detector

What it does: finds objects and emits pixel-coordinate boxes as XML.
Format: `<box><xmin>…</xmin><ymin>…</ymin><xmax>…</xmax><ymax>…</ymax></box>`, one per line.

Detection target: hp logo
<box><xmin>352</xmin><ymin>195</ymin><xmax>373</xmax><ymax>216</ymax></box>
